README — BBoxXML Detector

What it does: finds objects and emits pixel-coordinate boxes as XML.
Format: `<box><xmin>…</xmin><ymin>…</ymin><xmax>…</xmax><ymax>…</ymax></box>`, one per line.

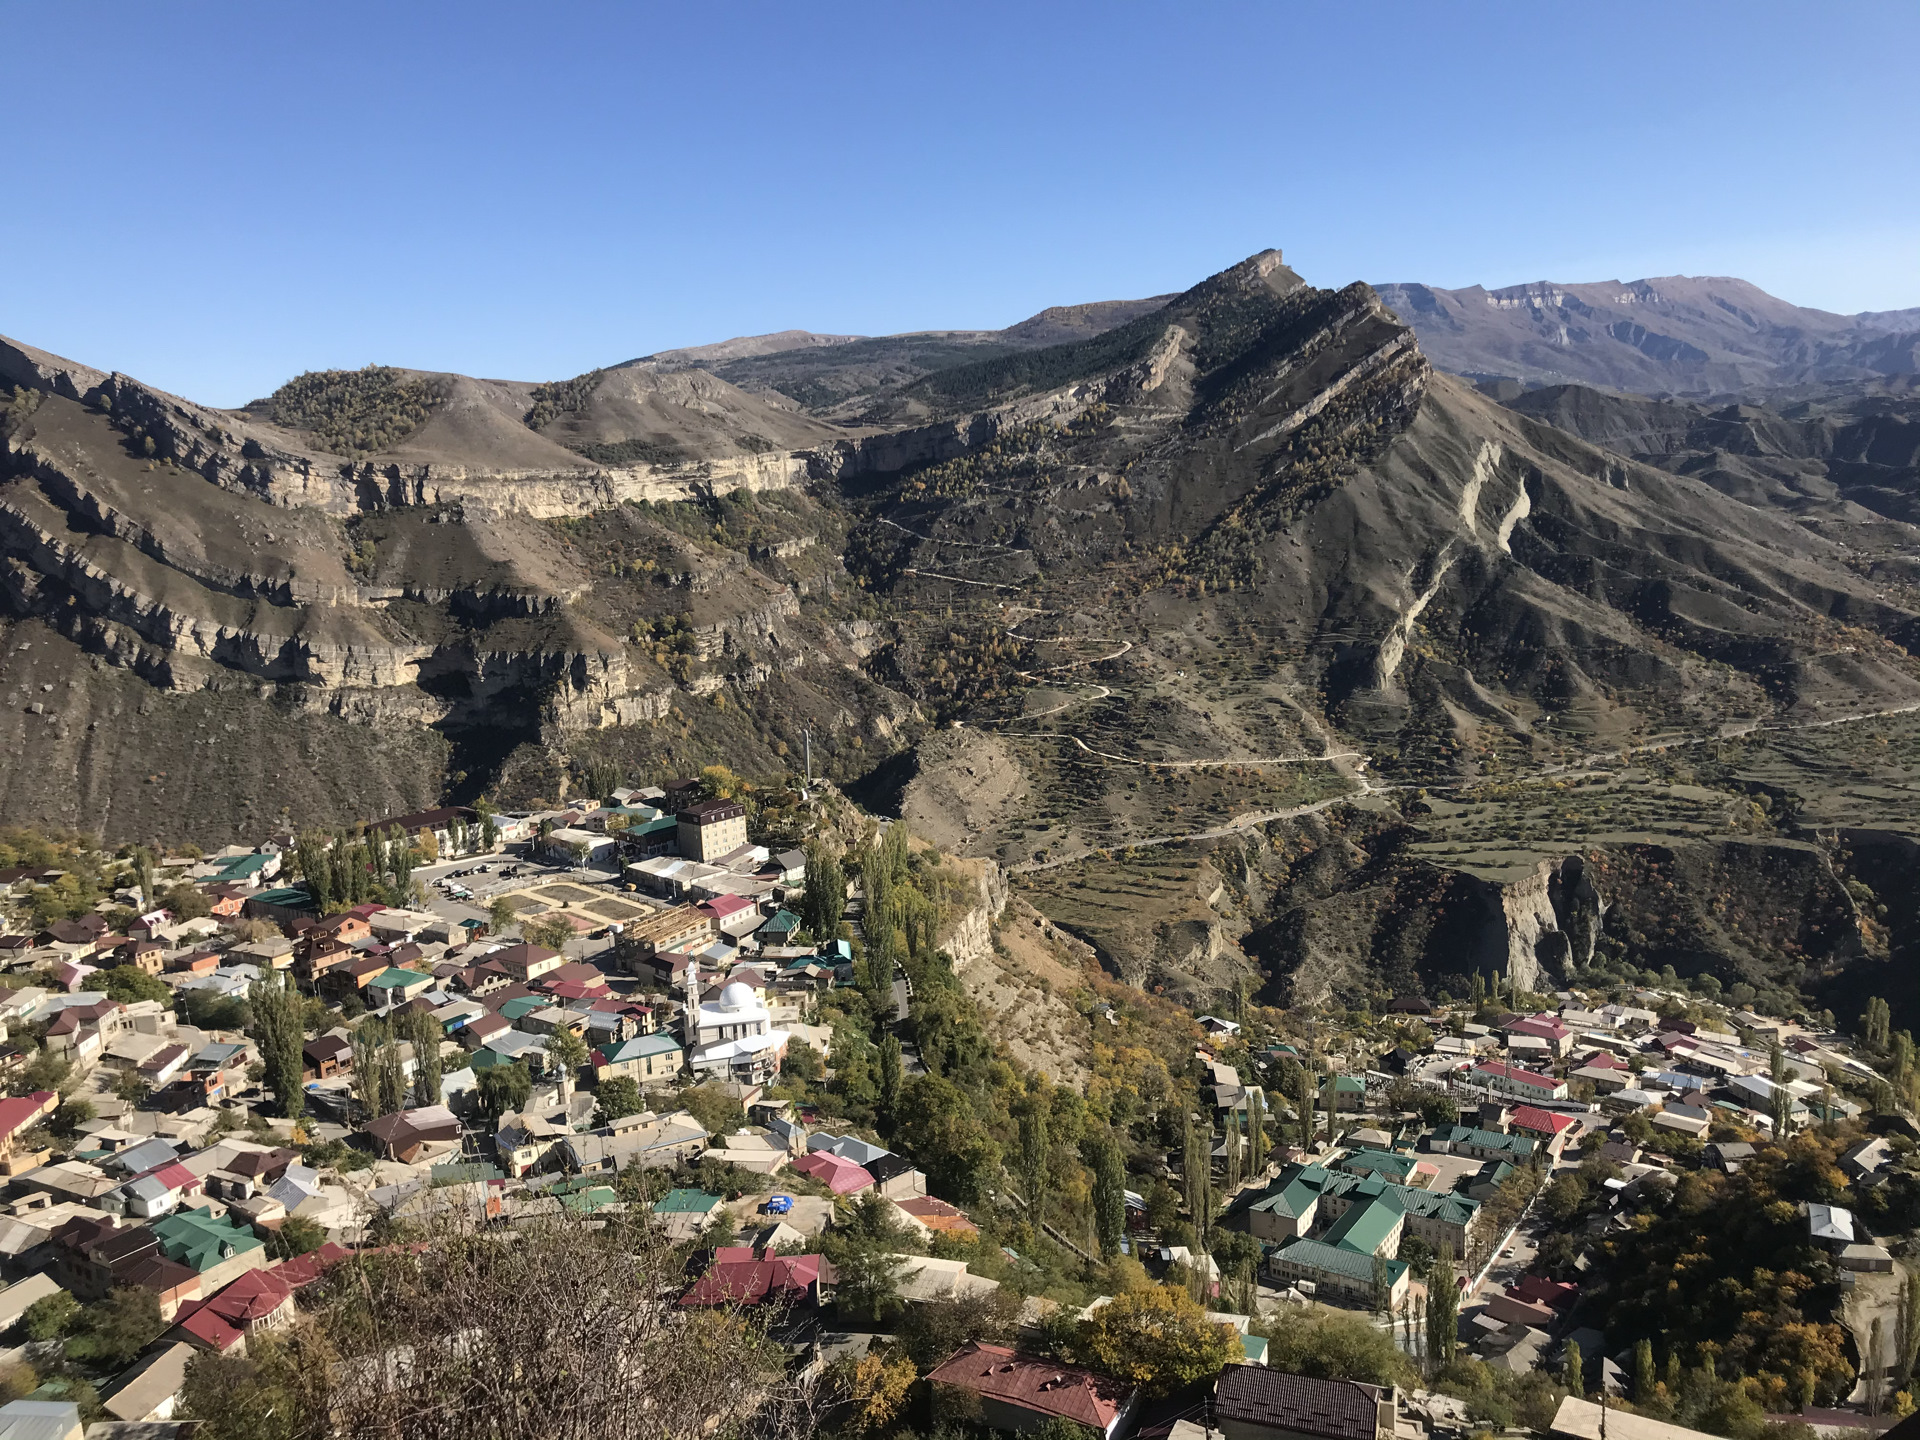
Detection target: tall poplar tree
<box><xmin>1089</xmin><ymin>1132</ymin><xmax>1126</xmax><ymax>1258</ymax></box>
<box><xmin>249</xmin><ymin>974</ymin><xmax>306</xmax><ymax>1120</ymax></box>
<box><xmin>1425</xmin><ymin>1242</ymin><xmax>1458</xmax><ymax>1372</ymax></box>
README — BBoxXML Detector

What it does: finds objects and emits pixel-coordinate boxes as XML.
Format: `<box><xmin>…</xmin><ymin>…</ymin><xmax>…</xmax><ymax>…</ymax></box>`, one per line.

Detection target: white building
<box><xmin>684</xmin><ymin>977</ymin><xmax>789</xmax><ymax>1086</ymax></box>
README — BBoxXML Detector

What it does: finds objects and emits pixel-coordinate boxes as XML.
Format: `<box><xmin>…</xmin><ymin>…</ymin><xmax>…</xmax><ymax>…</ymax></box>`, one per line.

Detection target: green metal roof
<box><xmin>215</xmin><ymin>853</ymin><xmax>274</xmax><ymax>879</ymax></box>
<box><xmin>1323</xmin><ymin>1192</ymin><xmax>1406</xmax><ymax>1255</ymax></box>
<box><xmin>600</xmin><ymin>1033</ymin><xmax>682</xmax><ymax>1062</ymax></box>
<box><xmin>1271</xmin><ymin>1237</ymin><xmax>1409</xmax><ymax>1287</ymax></box>
<box><xmin>249</xmin><ymin>887</ymin><xmax>312</xmax><ymax>906</ymax></box>
<box><xmin>151</xmin><ymin>1206</ymin><xmax>265</xmax><ymax>1272</ymax></box>
<box><xmin>651</xmin><ymin>1188</ymin><xmax>722</xmax><ymax>1214</ymax></box>
<box><xmin>1259</xmin><ymin>1162</ymin><xmax>1480</xmax><ymax>1228</ymax></box>
<box><xmin>432</xmin><ymin>1161</ymin><xmax>504</xmax><ymax>1185</ymax></box>
<box><xmin>1336</xmin><ymin>1148</ymin><xmax>1421</xmax><ymax>1181</ymax></box>
<box><xmin>498</xmin><ymin>997</ymin><xmax>545</xmax><ymax>1020</ymax></box>
<box><xmin>1436</xmin><ymin>1125</ymin><xmax>1537</xmax><ymax>1158</ymax></box>
<box><xmin>368</xmin><ymin>967</ymin><xmax>430</xmax><ymax>991</ymax></box>
<box><xmin>560</xmin><ymin>1185</ymin><xmax>619</xmax><ymax>1214</ymax></box>
<box><xmin>1249</xmin><ymin>1174</ymin><xmax>1324</xmax><ymax>1220</ymax></box>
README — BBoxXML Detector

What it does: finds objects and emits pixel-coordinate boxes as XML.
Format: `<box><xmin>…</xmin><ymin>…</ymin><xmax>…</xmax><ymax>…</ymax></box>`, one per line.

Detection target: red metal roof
<box><xmin>1509</xmin><ymin>1105</ymin><xmax>1577</xmax><ymax>1136</ymax></box>
<box><xmin>1504</xmin><ymin>1013</ymin><xmax>1571</xmax><ymax>1039</ymax></box>
<box><xmin>144</xmin><ymin>1162</ymin><xmax>200</xmax><ymax>1192</ymax></box>
<box><xmin>206</xmin><ymin>1268</ymin><xmax>293</xmax><ymax>1323</ymax></box>
<box><xmin>927</xmin><ymin>1342</ymin><xmax>1133</xmax><ymax>1431</ymax></box>
<box><xmin>174</xmin><ymin>1302</ymin><xmax>244</xmax><ymax>1351</ymax></box>
<box><xmin>272</xmin><ymin>1242</ymin><xmax>353</xmax><ymax>1289</ymax></box>
<box><xmin>792</xmin><ymin>1151</ymin><xmax>874</xmax><ymax>1194</ymax></box>
<box><xmin>1511</xmin><ymin>1274</ymin><xmax>1579</xmax><ymax>1309</ymax></box>
<box><xmin>678</xmin><ymin>1252</ymin><xmax>827</xmax><ymax>1307</ymax></box>
<box><xmin>0</xmin><ymin>1090</ymin><xmax>57</xmax><ymax>1142</ymax></box>
<box><xmin>1472</xmin><ymin>1060</ymin><xmax>1560</xmax><ymax>1091</ymax></box>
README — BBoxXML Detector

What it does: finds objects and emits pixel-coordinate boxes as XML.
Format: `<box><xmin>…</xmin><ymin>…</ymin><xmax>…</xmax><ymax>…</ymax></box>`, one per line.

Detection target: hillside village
<box><xmin>0</xmin><ymin>777</ymin><xmax>1911</xmax><ymax>1440</ymax></box>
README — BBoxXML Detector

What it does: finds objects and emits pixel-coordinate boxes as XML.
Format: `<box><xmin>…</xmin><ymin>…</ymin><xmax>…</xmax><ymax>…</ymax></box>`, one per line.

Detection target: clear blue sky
<box><xmin>5</xmin><ymin>1</ymin><xmax>1916</xmax><ymax>405</ymax></box>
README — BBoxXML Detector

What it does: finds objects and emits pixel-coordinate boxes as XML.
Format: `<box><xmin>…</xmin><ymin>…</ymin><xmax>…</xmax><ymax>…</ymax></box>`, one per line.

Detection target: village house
<box><xmin>1427</xmin><ymin>1125</ymin><xmax>1539</xmax><ymax>1163</ymax></box>
<box><xmin>892</xmin><ymin>1195</ymin><xmax>980</xmax><ymax>1242</ymax></box>
<box><xmin>679</xmin><ymin>1246</ymin><xmax>831</xmax><ymax>1308</ymax></box>
<box><xmin>1469</xmin><ymin>1060</ymin><xmax>1570</xmax><ymax>1102</ymax></box>
<box><xmin>593</xmin><ymin>1032</ymin><xmax>685</xmax><ymax>1086</ymax></box>
<box><xmin>561</xmin><ymin>1110</ymin><xmax>708</xmax><ymax>1174</ymax></box>
<box><xmin>1503</xmin><ymin>1013</ymin><xmax>1575</xmax><ymax>1058</ymax></box>
<box><xmin>363</xmin><ymin>1105</ymin><xmax>462</xmax><ymax>1163</ymax></box>
<box><xmin>171</xmin><ymin>1266</ymin><xmax>298</xmax><ymax>1353</ymax></box>
<box><xmin>1213</xmin><ymin>1365</ymin><xmax>1399</xmax><ymax>1440</ymax></box>
<box><xmin>928</xmin><ymin>1342</ymin><xmax>1138</xmax><ymax>1439</ymax></box>
<box><xmin>1507</xmin><ymin>1105</ymin><xmax>1579</xmax><ymax>1156</ymax></box>
<box><xmin>302</xmin><ymin>1033</ymin><xmax>352</xmax><ymax>1080</ymax></box>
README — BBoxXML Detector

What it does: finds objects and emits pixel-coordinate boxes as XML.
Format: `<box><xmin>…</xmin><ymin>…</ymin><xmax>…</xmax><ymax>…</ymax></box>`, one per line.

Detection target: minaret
<box><xmin>682</xmin><ymin>952</ymin><xmax>700</xmax><ymax>1052</ymax></box>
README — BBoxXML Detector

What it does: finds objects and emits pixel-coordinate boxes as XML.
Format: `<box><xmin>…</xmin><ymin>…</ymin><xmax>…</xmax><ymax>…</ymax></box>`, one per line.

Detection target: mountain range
<box><xmin>5</xmin><ymin>254</ymin><xmax>1919</xmax><ymax>1016</ymax></box>
<box><xmin>1375</xmin><ymin>275</ymin><xmax>1920</xmax><ymax>399</ymax></box>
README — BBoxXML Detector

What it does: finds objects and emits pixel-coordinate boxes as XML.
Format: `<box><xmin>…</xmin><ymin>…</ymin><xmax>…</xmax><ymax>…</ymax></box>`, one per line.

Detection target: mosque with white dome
<box><xmin>683</xmin><ymin>969</ymin><xmax>790</xmax><ymax>1086</ymax></box>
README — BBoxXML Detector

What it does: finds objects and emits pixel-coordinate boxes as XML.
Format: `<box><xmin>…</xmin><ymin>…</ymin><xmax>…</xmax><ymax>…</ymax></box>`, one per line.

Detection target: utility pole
<box><xmin>801</xmin><ymin>726</ymin><xmax>813</xmax><ymax>801</ymax></box>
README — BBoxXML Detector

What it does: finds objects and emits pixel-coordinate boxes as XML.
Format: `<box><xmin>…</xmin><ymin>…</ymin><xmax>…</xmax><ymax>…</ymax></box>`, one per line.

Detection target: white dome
<box><xmin>717</xmin><ymin>982</ymin><xmax>757</xmax><ymax>1011</ymax></box>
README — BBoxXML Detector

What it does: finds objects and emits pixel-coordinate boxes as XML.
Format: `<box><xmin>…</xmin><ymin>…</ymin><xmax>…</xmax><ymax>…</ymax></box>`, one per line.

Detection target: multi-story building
<box><xmin>1469</xmin><ymin>1060</ymin><xmax>1569</xmax><ymax>1102</ymax></box>
<box><xmin>617</xmin><ymin>904</ymin><xmax>715</xmax><ymax>967</ymax></box>
<box><xmin>677</xmin><ymin>800</ymin><xmax>747</xmax><ymax>863</ymax></box>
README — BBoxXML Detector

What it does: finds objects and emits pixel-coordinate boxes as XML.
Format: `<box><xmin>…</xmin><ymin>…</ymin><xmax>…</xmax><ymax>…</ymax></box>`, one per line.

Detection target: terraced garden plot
<box><xmin>588</xmin><ymin>899</ymin><xmax>646</xmax><ymax>921</ymax></box>
<box><xmin>535</xmin><ymin>883</ymin><xmax>603</xmax><ymax>904</ymax></box>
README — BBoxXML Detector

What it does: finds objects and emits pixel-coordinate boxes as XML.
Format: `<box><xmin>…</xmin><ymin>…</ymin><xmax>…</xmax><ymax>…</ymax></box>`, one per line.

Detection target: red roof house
<box><xmin>1470</xmin><ymin>1061</ymin><xmax>1569</xmax><ymax>1100</ymax></box>
<box><xmin>1483</xmin><ymin>1291</ymin><xmax>1558</xmax><ymax>1328</ymax></box>
<box><xmin>0</xmin><ymin>1090</ymin><xmax>58</xmax><ymax>1159</ymax></box>
<box><xmin>927</xmin><ymin>1342</ymin><xmax>1137</xmax><ymax>1438</ymax></box>
<box><xmin>1511</xmin><ymin>1274</ymin><xmax>1579</xmax><ymax>1310</ymax></box>
<box><xmin>534</xmin><ymin>962</ymin><xmax>611</xmax><ymax>996</ymax></box>
<box><xmin>678</xmin><ymin>1248</ymin><xmax>832</xmax><ymax>1307</ymax></box>
<box><xmin>172</xmin><ymin>1302</ymin><xmax>244</xmax><ymax>1353</ymax></box>
<box><xmin>793</xmin><ymin>1151</ymin><xmax>874</xmax><ymax>1195</ymax></box>
<box><xmin>1508</xmin><ymin>1106</ymin><xmax>1578</xmax><ymax>1154</ymax></box>
<box><xmin>202</xmin><ymin>1269</ymin><xmax>295</xmax><ymax>1331</ymax></box>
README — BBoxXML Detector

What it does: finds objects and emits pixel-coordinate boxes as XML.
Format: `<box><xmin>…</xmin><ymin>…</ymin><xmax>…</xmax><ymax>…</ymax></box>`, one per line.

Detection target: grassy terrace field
<box><xmin>1015</xmin><ymin>845</ymin><xmax>1228</xmax><ymax>970</ymax></box>
<box><xmin>1730</xmin><ymin>708</ymin><xmax>1920</xmax><ymax>836</ymax></box>
<box><xmin>990</xmin><ymin>743</ymin><xmax>1353</xmax><ymax>867</ymax></box>
<box><xmin>1405</xmin><ymin>771</ymin><xmax>1753</xmax><ymax>882</ymax></box>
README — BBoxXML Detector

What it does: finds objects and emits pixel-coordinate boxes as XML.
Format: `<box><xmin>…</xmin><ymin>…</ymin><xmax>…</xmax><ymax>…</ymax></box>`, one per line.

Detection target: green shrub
<box><xmin>250</xmin><ymin>366</ymin><xmax>440</xmax><ymax>454</ymax></box>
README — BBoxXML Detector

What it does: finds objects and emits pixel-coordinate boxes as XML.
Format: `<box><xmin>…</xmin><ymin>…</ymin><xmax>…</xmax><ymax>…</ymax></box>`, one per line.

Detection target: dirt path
<box><xmin>899</xmin><ymin>567</ymin><xmax>1021</xmax><ymax>590</ymax></box>
<box><xmin>1010</xmin><ymin>685</ymin><xmax>1113</xmax><ymax>721</ymax></box>
<box><xmin>1540</xmin><ymin>698</ymin><xmax>1920</xmax><ymax>776</ymax></box>
<box><xmin>1010</xmin><ymin>774</ymin><xmax>1375</xmax><ymax>874</ymax></box>
<box><xmin>878</xmin><ymin>516</ymin><xmax>1027</xmax><ymax>551</ymax></box>
<box><xmin>1840</xmin><ymin>1258</ymin><xmax>1911</xmax><ymax>1405</ymax></box>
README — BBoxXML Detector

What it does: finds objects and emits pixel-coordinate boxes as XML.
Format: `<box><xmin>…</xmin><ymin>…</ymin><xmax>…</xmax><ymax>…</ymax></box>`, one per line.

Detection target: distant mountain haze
<box><xmin>1373</xmin><ymin>275</ymin><xmax>1920</xmax><ymax>398</ymax></box>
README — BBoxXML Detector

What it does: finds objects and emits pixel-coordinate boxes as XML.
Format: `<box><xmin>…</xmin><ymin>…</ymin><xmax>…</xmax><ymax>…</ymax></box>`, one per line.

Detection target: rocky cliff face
<box><xmin>938</xmin><ymin>858</ymin><xmax>1010</xmax><ymax>970</ymax></box>
<box><xmin>4</xmin><ymin>251</ymin><xmax>1919</xmax><ymax>1020</ymax></box>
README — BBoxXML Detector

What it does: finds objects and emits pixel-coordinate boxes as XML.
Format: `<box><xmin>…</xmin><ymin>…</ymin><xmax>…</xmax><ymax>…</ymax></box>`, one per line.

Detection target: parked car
<box><xmin>763</xmin><ymin>1195</ymin><xmax>793</xmax><ymax>1215</ymax></box>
